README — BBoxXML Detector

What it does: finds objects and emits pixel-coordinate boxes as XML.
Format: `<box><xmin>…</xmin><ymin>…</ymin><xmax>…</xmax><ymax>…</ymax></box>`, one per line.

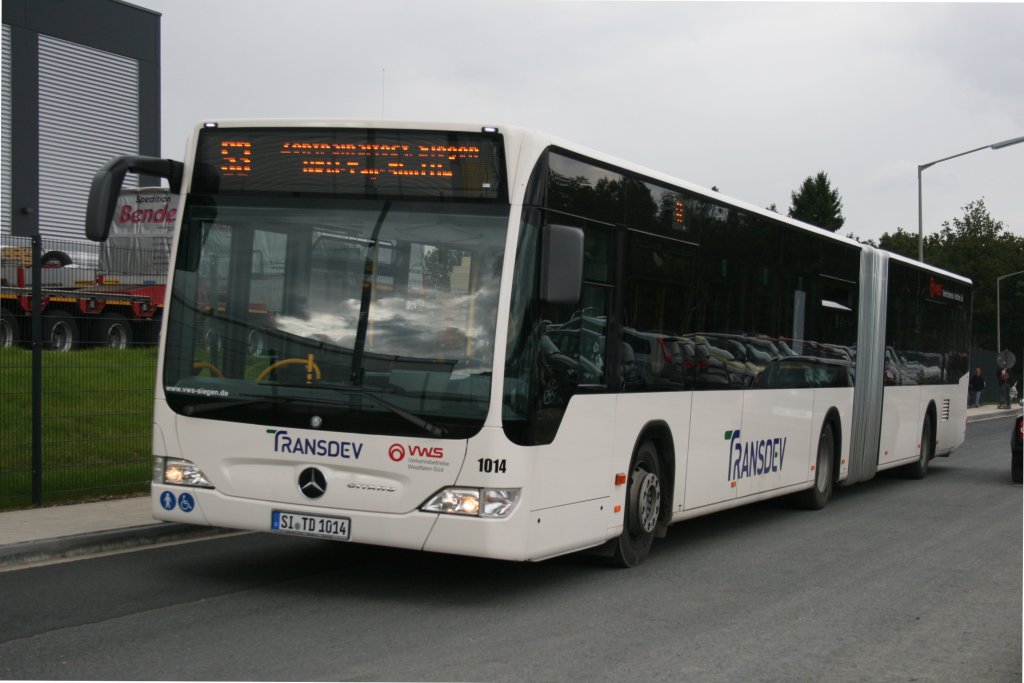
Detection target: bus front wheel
<box><xmin>611</xmin><ymin>441</ymin><xmax>662</xmax><ymax>568</ymax></box>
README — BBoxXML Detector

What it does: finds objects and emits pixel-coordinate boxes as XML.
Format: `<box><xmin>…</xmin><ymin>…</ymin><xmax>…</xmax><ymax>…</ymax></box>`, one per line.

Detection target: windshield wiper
<box><xmin>181</xmin><ymin>396</ymin><xmax>288</xmax><ymax>416</ymax></box>
<box><xmin>326</xmin><ymin>384</ymin><xmax>448</xmax><ymax>438</ymax></box>
<box><xmin>350</xmin><ymin>201</ymin><xmax>392</xmax><ymax>385</ymax></box>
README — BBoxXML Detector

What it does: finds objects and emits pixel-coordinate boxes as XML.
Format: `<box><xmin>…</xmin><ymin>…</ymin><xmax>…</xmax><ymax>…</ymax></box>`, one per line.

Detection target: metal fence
<box><xmin>1</xmin><ymin>235</ymin><xmax>163</xmax><ymax>508</ymax></box>
<box><xmin>0</xmin><ymin>233</ymin><xmax>1015</xmax><ymax>508</ymax></box>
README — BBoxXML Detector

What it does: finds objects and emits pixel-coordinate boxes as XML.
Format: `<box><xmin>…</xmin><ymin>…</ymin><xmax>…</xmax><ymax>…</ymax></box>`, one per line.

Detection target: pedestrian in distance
<box><xmin>997</xmin><ymin>361</ymin><xmax>1011</xmax><ymax>409</ymax></box>
<box><xmin>968</xmin><ymin>367</ymin><xmax>986</xmax><ymax>408</ymax></box>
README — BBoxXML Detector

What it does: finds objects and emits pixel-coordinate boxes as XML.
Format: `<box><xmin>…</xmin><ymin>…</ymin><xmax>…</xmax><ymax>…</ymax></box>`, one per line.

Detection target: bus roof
<box><xmin>193</xmin><ymin>119</ymin><xmax>971</xmax><ymax>286</ymax></box>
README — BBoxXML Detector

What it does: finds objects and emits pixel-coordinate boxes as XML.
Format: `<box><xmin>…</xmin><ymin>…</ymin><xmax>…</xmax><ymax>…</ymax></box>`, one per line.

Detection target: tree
<box><xmin>788</xmin><ymin>172</ymin><xmax>845</xmax><ymax>232</ymax></box>
<box><xmin>876</xmin><ymin>227</ymin><xmax>919</xmax><ymax>258</ymax></box>
<box><xmin>878</xmin><ymin>198</ymin><xmax>1024</xmax><ymax>353</ymax></box>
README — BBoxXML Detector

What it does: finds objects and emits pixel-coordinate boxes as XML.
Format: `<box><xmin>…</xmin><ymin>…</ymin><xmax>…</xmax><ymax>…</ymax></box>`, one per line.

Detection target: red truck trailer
<box><xmin>0</xmin><ymin>189</ymin><xmax>176</xmax><ymax>350</ymax></box>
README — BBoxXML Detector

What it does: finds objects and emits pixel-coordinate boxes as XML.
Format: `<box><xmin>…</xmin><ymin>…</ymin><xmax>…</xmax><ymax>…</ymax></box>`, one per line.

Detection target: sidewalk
<box><xmin>0</xmin><ymin>496</ymin><xmax>230</xmax><ymax>569</ymax></box>
<box><xmin>0</xmin><ymin>403</ymin><xmax>1019</xmax><ymax>569</ymax></box>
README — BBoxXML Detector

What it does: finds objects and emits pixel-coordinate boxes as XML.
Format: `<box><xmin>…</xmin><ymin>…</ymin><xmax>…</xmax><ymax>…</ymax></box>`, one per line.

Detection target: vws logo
<box><xmin>725</xmin><ymin>429</ymin><xmax>787</xmax><ymax>481</ymax></box>
<box><xmin>388</xmin><ymin>443</ymin><xmax>450</xmax><ymax>473</ymax></box>
<box><xmin>388</xmin><ymin>443</ymin><xmax>445</xmax><ymax>462</ymax></box>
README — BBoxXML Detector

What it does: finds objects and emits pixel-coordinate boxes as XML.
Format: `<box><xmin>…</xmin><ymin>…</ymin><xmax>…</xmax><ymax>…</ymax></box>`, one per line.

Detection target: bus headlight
<box><xmin>420</xmin><ymin>487</ymin><xmax>520</xmax><ymax>518</ymax></box>
<box><xmin>154</xmin><ymin>457</ymin><xmax>214</xmax><ymax>488</ymax></box>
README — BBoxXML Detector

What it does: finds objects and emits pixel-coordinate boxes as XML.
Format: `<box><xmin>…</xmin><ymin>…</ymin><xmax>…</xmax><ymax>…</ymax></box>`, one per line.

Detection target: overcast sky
<box><xmin>132</xmin><ymin>0</ymin><xmax>1024</xmax><ymax>243</ymax></box>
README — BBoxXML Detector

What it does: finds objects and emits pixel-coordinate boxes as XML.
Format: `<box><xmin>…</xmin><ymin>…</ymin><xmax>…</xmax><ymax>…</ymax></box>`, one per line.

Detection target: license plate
<box><xmin>271</xmin><ymin>510</ymin><xmax>350</xmax><ymax>541</ymax></box>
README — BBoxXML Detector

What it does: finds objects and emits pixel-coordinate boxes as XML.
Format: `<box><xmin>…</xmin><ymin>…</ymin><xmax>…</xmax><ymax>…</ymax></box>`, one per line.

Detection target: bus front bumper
<box><xmin>150</xmin><ymin>483</ymin><xmax>533</xmax><ymax>561</ymax></box>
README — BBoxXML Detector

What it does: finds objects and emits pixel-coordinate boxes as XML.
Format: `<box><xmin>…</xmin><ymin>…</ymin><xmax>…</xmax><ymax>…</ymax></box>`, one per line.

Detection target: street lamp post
<box><xmin>917</xmin><ymin>135</ymin><xmax>1024</xmax><ymax>262</ymax></box>
<box><xmin>997</xmin><ymin>269</ymin><xmax>1024</xmax><ymax>357</ymax></box>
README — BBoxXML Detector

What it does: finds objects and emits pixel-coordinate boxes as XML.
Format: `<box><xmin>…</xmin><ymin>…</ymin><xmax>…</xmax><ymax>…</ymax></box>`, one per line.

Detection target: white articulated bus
<box><xmin>86</xmin><ymin>121</ymin><xmax>972</xmax><ymax>566</ymax></box>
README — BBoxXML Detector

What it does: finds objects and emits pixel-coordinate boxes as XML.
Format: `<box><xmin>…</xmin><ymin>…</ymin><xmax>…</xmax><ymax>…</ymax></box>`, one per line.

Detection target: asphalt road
<box><xmin>1</xmin><ymin>416</ymin><xmax>1020</xmax><ymax>682</ymax></box>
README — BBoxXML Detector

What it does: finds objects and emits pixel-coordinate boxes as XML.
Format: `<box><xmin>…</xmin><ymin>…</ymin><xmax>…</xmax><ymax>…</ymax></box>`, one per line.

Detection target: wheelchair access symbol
<box><xmin>160</xmin><ymin>491</ymin><xmax>196</xmax><ymax>513</ymax></box>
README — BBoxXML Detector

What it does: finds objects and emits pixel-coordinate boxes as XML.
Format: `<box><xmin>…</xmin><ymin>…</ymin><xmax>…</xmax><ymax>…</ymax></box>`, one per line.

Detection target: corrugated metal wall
<box><xmin>2</xmin><ymin>24</ymin><xmax>12</xmax><ymax>238</ymax></box>
<box><xmin>37</xmin><ymin>34</ymin><xmax>138</xmax><ymax>242</ymax></box>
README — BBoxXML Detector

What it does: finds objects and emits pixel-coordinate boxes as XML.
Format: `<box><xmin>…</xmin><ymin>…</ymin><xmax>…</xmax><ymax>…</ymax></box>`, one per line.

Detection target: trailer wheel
<box><xmin>247</xmin><ymin>329</ymin><xmax>266</xmax><ymax>356</ymax></box>
<box><xmin>97</xmin><ymin>312</ymin><xmax>133</xmax><ymax>350</ymax></box>
<box><xmin>42</xmin><ymin>310</ymin><xmax>80</xmax><ymax>351</ymax></box>
<box><xmin>1</xmin><ymin>309</ymin><xmax>22</xmax><ymax>348</ymax></box>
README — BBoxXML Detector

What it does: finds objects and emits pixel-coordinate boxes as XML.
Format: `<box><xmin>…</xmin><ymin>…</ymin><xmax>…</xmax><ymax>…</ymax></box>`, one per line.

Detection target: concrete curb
<box><xmin>0</xmin><ymin>523</ymin><xmax>236</xmax><ymax>569</ymax></box>
<box><xmin>967</xmin><ymin>409</ymin><xmax>1020</xmax><ymax>424</ymax></box>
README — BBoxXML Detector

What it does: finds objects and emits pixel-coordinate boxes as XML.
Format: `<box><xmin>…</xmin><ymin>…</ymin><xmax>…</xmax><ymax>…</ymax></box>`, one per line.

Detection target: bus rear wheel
<box><xmin>905</xmin><ymin>414</ymin><xmax>933</xmax><ymax>480</ymax></box>
<box><xmin>610</xmin><ymin>441</ymin><xmax>662</xmax><ymax>568</ymax></box>
<box><xmin>796</xmin><ymin>422</ymin><xmax>835</xmax><ymax>510</ymax></box>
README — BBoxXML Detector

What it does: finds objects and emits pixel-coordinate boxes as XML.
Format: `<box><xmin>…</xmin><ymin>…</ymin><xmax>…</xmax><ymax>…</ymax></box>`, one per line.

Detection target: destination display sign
<box><xmin>191</xmin><ymin>127</ymin><xmax>506</xmax><ymax>201</ymax></box>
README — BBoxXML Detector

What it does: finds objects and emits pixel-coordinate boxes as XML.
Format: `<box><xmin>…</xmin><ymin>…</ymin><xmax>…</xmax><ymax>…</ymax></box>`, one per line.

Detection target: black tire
<box><xmin>96</xmin><ymin>312</ymin><xmax>133</xmax><ymax>350</ymax></box>
<box><xmin>0</xmin><ymin>309</ymin><xmax>22</xmax><ymax>348</ymax></box>
<box><xmin>610</xmin><ymin>441</ymin><xmax>663</xmax><ymax>568</ymax></box>
<box><xmin>42</xmin><ymin>310</ymin><xmax>80</xmax><ymax>351</ymax></box>
<box><xmin>247</xmin><ymin>328</ymin><xmax>266</xmax><ymax>356</ymax></box>
<box><xmin>1012</xmin><ymin>450</ymin><xmax>1022</xmax><ymax>485</ymax></box>
<box><xmin>203</xmin><ymin>327</ymin><xmax>224</xmax><ymax>358</ymax></box>
<box><xmin>41</xmin><ymin>250</ymin><xmax>72</xmax><ymax>267</ymax></box>
<box><xmin>796</xmin><ymin>422</ymin><xmax>835</xmax><ymax>510</ymax></box>
<box><xmin>905</xmin><ymin>413</ymin><xmax>933</xmax><ymax>480</ymax></box>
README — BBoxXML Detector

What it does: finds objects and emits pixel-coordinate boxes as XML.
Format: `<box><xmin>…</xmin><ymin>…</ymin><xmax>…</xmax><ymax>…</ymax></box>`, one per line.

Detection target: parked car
<box><xmin>753</xmin><ymin>356</ymin><xmax>854</xmax><ymax>389</ymax></box>
<box><xmin>1012</xmin><ymin>410</ymin><xmax>1023</xmax><ymax>484</ymax></box>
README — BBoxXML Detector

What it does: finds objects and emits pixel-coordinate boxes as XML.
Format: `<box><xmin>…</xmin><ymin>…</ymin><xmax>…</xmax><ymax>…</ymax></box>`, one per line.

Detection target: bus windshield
<box><xmin>163</xmin><ymin>196</ymin><xmax>509</xmax><ymax>438</ymax></box>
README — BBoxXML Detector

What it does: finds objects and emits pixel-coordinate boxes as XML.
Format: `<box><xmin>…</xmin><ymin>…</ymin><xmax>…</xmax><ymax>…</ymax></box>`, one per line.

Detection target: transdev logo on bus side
<box><xmin>268</xmin><ymin>429</ymin><xmax>363</xmax><ymax>459</ymax></box>
<box><xmin>725</xmin><ymin>429</ymin><xmax>787</xmax><ymax>481</ymax></box>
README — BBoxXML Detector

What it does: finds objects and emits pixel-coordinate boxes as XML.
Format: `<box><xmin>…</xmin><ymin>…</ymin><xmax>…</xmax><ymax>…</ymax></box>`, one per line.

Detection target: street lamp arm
<box><xmin>991</xmin><ymin>135</ymin><xmax>1024</xmax><ymax>150</ymax></box>
<box><xmin>920</xmin><ymin>144</ymin><xmax>997</xmax><ymax>171</ymax></box>
<box><xmin>920</xmin><ymin>136</ymin><xmax>1024</xmax><ymax>171</ymax></box>
<box><xmin>917</xmin><ymin>134</ymin><xmax>1024</xmax><ymax>262</ymax></box>
<box><xmin>998</xmin><ymin>270</ymin><xmax>1024</xmax><ymax>284</ymax></box>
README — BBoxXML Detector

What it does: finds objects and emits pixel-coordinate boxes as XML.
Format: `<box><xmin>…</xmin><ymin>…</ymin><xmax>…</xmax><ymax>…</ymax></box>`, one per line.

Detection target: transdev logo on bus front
<box><xmin>725</xmin><ymin>429</ymin><xmax>787</xmax><ymax>481</ymax></box>
<box><xmin>268</xmin><ymin>429</ymin><xmax>363</xmax><ymax>459</ymax></box>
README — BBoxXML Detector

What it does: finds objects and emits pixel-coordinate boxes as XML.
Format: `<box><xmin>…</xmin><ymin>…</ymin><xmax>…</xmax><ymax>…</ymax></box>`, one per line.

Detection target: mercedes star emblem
<box><xmin>298</xmin><ymin>467</ymin><xmax>327</xmax><ymax>499</ymax></box>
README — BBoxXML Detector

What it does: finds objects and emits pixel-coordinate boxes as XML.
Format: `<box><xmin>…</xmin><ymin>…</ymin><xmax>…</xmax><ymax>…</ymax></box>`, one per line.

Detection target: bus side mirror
<box><xmin>540</xmin><ymin>223</ymin><xmax>584</xmax><ymax>305</ymax></box>
<box><xmin>86</xmin><ymin>155</ymin><xmax>184</xmax><ymax>242</ymax></box>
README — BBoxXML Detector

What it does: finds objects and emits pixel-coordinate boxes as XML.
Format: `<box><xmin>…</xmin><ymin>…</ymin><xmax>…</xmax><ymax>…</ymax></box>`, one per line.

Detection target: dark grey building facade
<box><xmin>2</xmin><ymin>0</ymin><xmax>160</xmax><ymax>247</ymax></box>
